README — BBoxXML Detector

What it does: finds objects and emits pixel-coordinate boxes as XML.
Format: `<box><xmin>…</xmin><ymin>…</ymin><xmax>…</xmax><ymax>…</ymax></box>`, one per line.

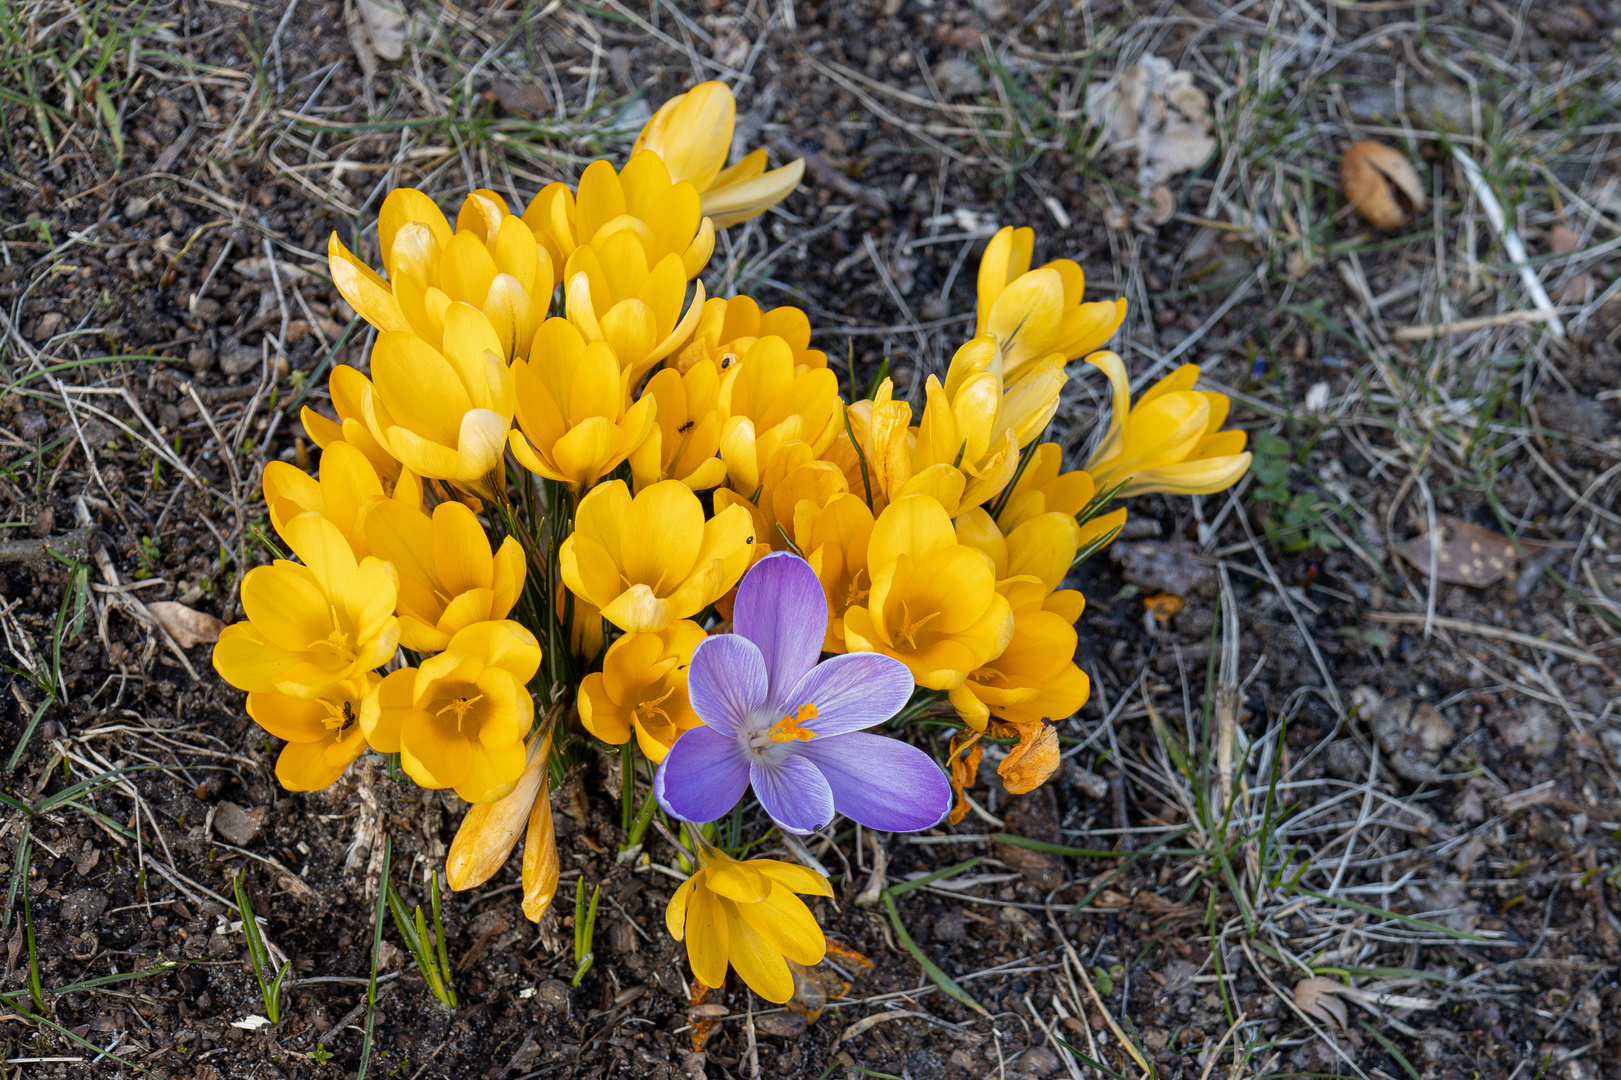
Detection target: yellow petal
<box><xmin>724</xmin><ymin>899</ymin><xmax>795</xmax><ymax>1003</ymax></box>
<box><xmin>634</xmin><ymin>81</ymin><xmax>734</xmax><ymax>192</ymax></box>
<box><xmin>378</xmin><ymin>188</ymin><xmax>452</xmax><ymax>279</ymax></box>
<box><xmin>702</xmin><ymin>159</ymin><xmax>805</xmax><ymax>229</ymax></box>
<box><xmin>328</xmin><ymin>233</ymin><xmax>411</xmax><ymax>333</ymax></box>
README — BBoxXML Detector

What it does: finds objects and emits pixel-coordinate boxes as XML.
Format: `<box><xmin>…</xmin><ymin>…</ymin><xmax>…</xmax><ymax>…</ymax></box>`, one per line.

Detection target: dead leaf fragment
<box><xmin>346</xmin><ymin>0</ymin><xmax>406</xmax><ymax>76</ymax></box>
<box><xmin>1086</xmin><ymin>55</ymin><xmax>1215</xmax><ymax>197</ymax></box>
<box><xmin>1392</xmin><ymin>515</ymin><xmax>1520</xmax><ymax>587</ymax></box>
<box><xmin>1343</xmin><ymin>140</ymin><xmax>1425</xmax><ymax>231</ymax></box>
<box><xmin>784</xmin><ymin>955</ymin><xmax>855</xmax><ymax>1024</ymax></box>
<box><xmin>1143</xmin><ymin>593</ymin><xmax>1184</xmax><ymax>622</ymax></box>
<box><xmin>491</xmin><ymin>77</ymin><xmax>553</xmax><ymax>118</ymax></box>
<box><xmin>146</xmin><ymin>601</ymin><xmax>223</xmax><ymax>648</ymax></box>
<box><xmin>1294</xmin><ymin>977</ymin><xmax>1348</xmax><ymax>1028</ymax></box>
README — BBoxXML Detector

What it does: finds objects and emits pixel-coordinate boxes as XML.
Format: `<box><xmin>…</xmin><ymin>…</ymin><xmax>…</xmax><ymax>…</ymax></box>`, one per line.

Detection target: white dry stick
<box><xmin>855</xmin><ymin>832</ymin><xmax>888</xmax><ymax>907</ymax></box>
<box><xmin>1450</xmin><ymin>146</ymin><xmax>1565</xmax><ymax>338</ymax></box>
<box><xmin>1024</xmin><ymin>994</ymin><xmax>1085</xmax><ymax>1080</ymax></box>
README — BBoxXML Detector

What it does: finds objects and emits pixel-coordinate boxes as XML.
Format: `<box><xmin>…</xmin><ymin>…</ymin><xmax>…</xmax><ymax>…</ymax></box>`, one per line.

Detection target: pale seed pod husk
<box><xmin>445</xmin><ymin>722</ymin><xmax>555</xmax><ymax>891</ymax></box>
<box><xmin>521</xmin><ymin>774</ymin><xmax>560</xmax><ymax>923</ymax></box>
<box><xmin>1342</xmin><ymin>139</ymin><xmax>1425</xmax><ymax>231</ymax></box>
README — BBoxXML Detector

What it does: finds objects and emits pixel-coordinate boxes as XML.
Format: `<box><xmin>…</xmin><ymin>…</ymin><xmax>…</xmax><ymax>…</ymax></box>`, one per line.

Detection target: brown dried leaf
<box><xmin>946</xmin><ymin>730</ymin><xmax>984</xmax><ymax>826</ymax></box>
<box><xmin>998</xmin><ymin>723</ymin><xmax>1060</xmax><ymax>794</ymax></box>
<box><xmin>1342</xmin><ymin>140</ymin><xmax>1425</xmax><ymax>231</ymax></box>
<box><xmin>687</xmin><ymin>983</ymin><xmax>721</xmax><ymax>1052</ymax></box>
<box><xmin>784</xmin><ymin>958</ymin><xmax>852</xmax><ymax>1024</ymax></box>
<box><xmin>146</xmin><ymin>601</ymin><xmax>223</xmax><ymax>648</ymax></box>
<box><xmin>1392</xmin><ymin>515</ymin><xmax>1520</xmax><ymax>587</ymax></box>
<box><xmin>491</xmin><ymin>78</ymin><xmax>553</xmax><ymax>118</ymax></box>
<box><xmin>1294</xmin><ymin>977</ymin><xmax>1348</xmax><ymax>1028</ymax></box>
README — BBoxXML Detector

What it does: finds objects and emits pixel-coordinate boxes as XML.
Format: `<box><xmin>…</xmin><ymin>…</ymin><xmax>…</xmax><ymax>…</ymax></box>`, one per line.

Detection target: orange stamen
<box><xmin>769</xmin><ymin>702</ymin><xmax>818</xmax><ymax>743</ymax></box>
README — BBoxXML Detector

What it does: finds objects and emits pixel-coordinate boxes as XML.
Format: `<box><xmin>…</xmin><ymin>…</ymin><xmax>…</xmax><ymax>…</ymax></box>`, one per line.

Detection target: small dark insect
<box><xmin>677</xmin><ymin>419</ymin><xmax>695</xmax><ymax>434</ymax></box>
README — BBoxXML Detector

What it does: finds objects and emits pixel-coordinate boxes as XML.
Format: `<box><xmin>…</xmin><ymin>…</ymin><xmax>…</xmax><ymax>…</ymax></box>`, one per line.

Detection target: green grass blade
<box><xmin>1296</xmin><ymin>889</ymin><xmax>1489</xmax><ymax>941</ymax></box>
<box><xmin>880</xmin><ymin>891</ymin><xmax>987</xmax><ymax>1017</ymax></box>
<box><xmin>1359</xmin><ymin>1020</ymin><xmax>1420</xmax><ymax>1080</ymax></box>
<box><xmin>359</xmin><ymin>836</ymin><xmax>391</xmax><ymax>1080</ymax></box>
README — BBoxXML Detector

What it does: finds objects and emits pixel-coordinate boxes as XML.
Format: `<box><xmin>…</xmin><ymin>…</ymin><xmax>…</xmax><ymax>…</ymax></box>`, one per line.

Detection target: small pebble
<box><xmin>219</xmin><ymin>345</ymin><xmax>261</xmax><ymax>377</ymax></box>
<box><xmin>16</xmin><ymin>409</ymin><xmax>48</xmax><ymax>440</ymax></box>
<box><xmin>532</xmin><ymin>979</ymin><xmax>571</xmax><ymax>1013</ymax></box>
<box><xmin>753</xmin><ymin>1012</ymin><xmax>806</xmax><ymax>1038</ymax></box>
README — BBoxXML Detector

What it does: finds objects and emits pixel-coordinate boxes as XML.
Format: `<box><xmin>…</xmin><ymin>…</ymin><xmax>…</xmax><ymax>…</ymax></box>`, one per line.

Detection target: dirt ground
<box><xmin>3</xmin><ymin>1</ymin><xmax>1621</xmax><ymax>1078</ymax></box>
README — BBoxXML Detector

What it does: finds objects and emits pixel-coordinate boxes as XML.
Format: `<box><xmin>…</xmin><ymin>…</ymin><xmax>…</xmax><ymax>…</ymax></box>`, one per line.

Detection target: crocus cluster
<box><xmin>215</xmin><ymin>79</ymin><xmax>1250</xmax><ymax>1005</ymax></box>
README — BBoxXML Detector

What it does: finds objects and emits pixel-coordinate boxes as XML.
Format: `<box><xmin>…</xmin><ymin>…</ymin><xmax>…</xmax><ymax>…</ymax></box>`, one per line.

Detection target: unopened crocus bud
<box><xmin>445</xmin><ymin>728</ymin><xmax>553</xmax><ymax>891</ymax></box>
<box><xmin>521</xmin><ymin>777</ymin><xmax>560</xmax><ymax>923</ymax></box>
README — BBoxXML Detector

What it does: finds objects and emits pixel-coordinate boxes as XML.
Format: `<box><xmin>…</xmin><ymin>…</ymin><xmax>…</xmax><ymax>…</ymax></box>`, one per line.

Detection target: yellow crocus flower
<box><xmin>360</xmin><ymin>304</ymin><xmax>517</xmax><ymax>500</ymax></box>
<box><xmin>976</xmin><ymin>226</ymin><xmax>1127</xmax><ymax>382</ymax></box>
<box><xmin>508</xmin><ymin>317</ymin><xmax>657</xmax><ymax>492</ymax></box>
<box><xmin>364</xmin><ymin>499</ymin><xmax>527</xmax><ymax>653</ymax></box>
<box><xmin>213</xmin><ymin>513</ymin><xmax>399</xmax><ymax>699</ymax></box>
<box><xmin>629</xmin><ymin>360</ymin><xmax>729</xmax><ymax>492</ymax></box>
<box><xmin>793</xmin><ymin>493</ymin><xmax>874</xmax><ymax>653</ymax></box>
<box><xmin>577</xmin><ymin>620</ymin><xmax>705</xmax><ymax>762</ymax></box>
<box><xmin>262</xmin><ymin>441</ymin><xmax>421</xmax><ymax>557</ymax></box>
<box><xmin>842</xmin><ymin>494</ymin><xmax>1014</xmax><ymax>690</ymax></box>
<box><xmin>634</xmin><ymin>81</ymin><xmax>806</xmax><ymax>229</ymax></box>
<box><xmin>1084</xmin><ymin>352</ymin><xmax>1252</xmax><ymax>497</ymax></box>
<box><xmin>994</xmin><ymin>443</ymin><xmax>1129</xmax><ymax>563</ymax></box>
<box><xmin>560</xmin><ymin>480</ymin><xmax>755</xmax><ymax>633</ymax></box>
<box><xmin>361</xmin><ymin>620</ymin><xmax>542</xmax><ymax>803</ymax></box>
<box><xmin>913</xmin><ymin>336</ymin><xmax>1066</xmax><ymax>511</ymax></box>
<box><xmin>247</xmin><ymin>674</ymin><xmax>377</xmax><ymax>791</ymax></box>
<box><xmin>446</xmin><ymin>723</ymin><xmax>553</xmax><ymax>891</ymax></box>
<box><xmin>716</xmin><ymin>335</ymin><xmax>843</xmax><ymax>496</ymax></box>
<box><xmin>666</xmin><ymin>840</ymin><xmax>831</xmax><ymax>1003</ymax></box>
<box><xmin>674</xmin><ymin>295</ymin><xmax>826</xmax><ymax>372</ymax></box>
<box><xmin>329</xmin><ymin>188</ymin><xmax>555</xmax><ymax>361</ymax></box>
<box><xmin>523</xmin><ymin>152</ymin><xmax>715</xmax><ymax>281</ymax></box>
<box><xmin>562</xmin><ymin>230</ymin><xmax>706</xmax><ymax>385</ymax></box>
<box><xmin>301</xmin><ymin>365</ymin><xmax>402</xmax><ymax>488</ymax></box>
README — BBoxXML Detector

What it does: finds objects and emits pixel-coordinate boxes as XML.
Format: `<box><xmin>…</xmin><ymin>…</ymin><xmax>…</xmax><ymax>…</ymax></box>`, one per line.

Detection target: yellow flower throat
<box><xmin>436</xmin><ymin>694</ymin><xmax>485</xmax><ymax>730</ymax></box>
<box><xmin>893</xmin><ymin>602</ymin><xmax>940</xmax><ymax>649</ymax></box>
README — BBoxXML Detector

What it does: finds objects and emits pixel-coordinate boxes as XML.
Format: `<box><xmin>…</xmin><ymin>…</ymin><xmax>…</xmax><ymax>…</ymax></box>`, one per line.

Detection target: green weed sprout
<box><xmin>232</xmin><ymin>871</ymin><xmax>288</xmax><ymax>1023</ymax></box>
<box><xmin>386</xmin><ymin>873</ymin><xmax>457</xmax><ymax>1009</ymax></box>
<box><xmin>572</xmin><ymin>878</ymin><xmax>602</xmax><ymax>988</ymax></box>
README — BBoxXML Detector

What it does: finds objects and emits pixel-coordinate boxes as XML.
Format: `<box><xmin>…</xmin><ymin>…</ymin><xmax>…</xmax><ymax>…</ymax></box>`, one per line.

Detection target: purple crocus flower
<box><xmin>654</xmin><ymin>551</ymin><xmax>952</xmax><ymax>835</ymax></box>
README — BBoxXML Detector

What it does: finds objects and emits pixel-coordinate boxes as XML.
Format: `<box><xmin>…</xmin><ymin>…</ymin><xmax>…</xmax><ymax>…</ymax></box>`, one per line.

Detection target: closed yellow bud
<box><xmin>634</xmin><ymin>81</ymin><xmax>805</xmax><ymax>229</ymax></box>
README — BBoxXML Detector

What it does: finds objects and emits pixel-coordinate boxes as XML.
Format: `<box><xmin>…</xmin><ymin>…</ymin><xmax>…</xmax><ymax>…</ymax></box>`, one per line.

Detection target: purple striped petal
<box><xmin>655</xmin><ymin>726</ymin><xmax>750</xmax><ymax>823</ymax></box>
<box><xmin>750</xmin><ymin>751</ymin><xmax>835</xmax><ymax>836</ymax></box>
<box><xmin>686</xmin><ymin>632</ymin><xmax>768</xmax><ymax>737</ymax></box>
<box><xmin>782</xmin><ymin>651</ymin><xmax>914</xmax><ymax>739</ymax></box>
<box><xmin>731</xmin><ymin>552</ymin><xmax>827</xmax><ymax>714</ymax></box>
<box><xmin>797</xmin><ymin>733</ymin><xmax>951</xmax><ymax>833</ymax></box>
